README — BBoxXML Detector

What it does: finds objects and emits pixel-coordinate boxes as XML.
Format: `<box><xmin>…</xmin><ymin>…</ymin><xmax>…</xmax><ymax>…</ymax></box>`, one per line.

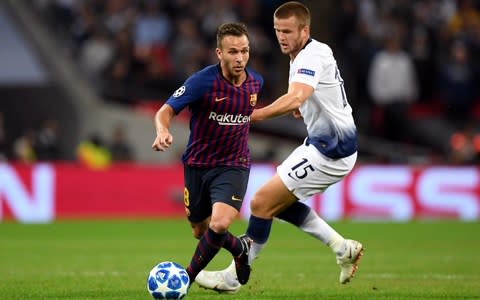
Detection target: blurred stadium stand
<box><xmin>1</xmin><ymin>0</ymin><xmax>479</xmax><ymax>164</ymax></box>
<box><xmin>2</xmin><ymin>0</ymin><xmax>174</xmax><ymax>162</ymax></box>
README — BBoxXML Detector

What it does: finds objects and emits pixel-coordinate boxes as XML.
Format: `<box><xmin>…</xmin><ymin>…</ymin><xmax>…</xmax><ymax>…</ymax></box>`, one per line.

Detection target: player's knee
<box><xmin>250</xmin><ymin>197</ymin><xmax>261</xmax><ymax>214</ymax></box>
<box><xmin>250</xmin><ymin>195</ymin><xmax>272</xmax><ymax>218</ymax></box>
<box><xmin>208</xmin><ymin>218</ymin><xmax>231</xmax><ymax>234</ymax></box>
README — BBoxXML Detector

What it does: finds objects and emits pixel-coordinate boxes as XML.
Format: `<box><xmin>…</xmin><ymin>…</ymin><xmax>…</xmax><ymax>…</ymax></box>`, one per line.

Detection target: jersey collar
<box><xmin>217</xmin><ymin>63</ymin><xmax>249</xmax><ymax>87</ymax></box>
<box><xmin>302</xmin><ymin>37</ymin><xmax>313</xmax><ymax>50</ymax></box>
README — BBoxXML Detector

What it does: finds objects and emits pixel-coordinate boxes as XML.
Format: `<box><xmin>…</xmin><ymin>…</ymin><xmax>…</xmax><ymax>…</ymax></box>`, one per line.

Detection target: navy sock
<box><xmin>246</xmin><ymin>215</ymin><xmax>272</xmax><ymax>244</ymax></box>
<box><xmin>276</xmin><ymin>201</ymin><xmax>311</xmax><ymax>227</ymax></box>
<box><xmin>186</xmin><ymin>227</ymin><xmax>226</xmax><ymax>281</ymax></box>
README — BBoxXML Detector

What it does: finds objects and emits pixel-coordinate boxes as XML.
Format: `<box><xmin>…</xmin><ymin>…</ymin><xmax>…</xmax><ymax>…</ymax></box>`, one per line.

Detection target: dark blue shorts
<box><xmin>183</xmin><ymin>165</ymin><xmax>250</xmax><ymax>223</ymax></box>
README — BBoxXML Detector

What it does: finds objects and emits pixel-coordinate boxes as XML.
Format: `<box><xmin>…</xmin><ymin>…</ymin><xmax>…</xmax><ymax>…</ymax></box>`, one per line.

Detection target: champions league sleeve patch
<box><xmin>173</xmin><ymin>85</ymin><xmax>186</xmax><ymax>97</ymax></box>
<box><xmin>297</xmin><ymin>68</ymin><xmax>315</xmax><ymax>76</ymax></box>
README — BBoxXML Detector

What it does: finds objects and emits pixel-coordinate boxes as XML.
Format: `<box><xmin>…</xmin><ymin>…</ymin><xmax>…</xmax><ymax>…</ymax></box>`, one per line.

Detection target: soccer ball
<box><xmin>146</xmin><ymin>261</ymin><xmax>190</xmax><ymax>299</ymax></box>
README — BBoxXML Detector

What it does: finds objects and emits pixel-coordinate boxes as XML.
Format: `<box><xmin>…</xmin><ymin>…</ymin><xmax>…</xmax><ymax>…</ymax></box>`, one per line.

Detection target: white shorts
<box><xmin>277</xmin><ymin>143</ymin><xmax>357</xmax><ymax>200</ymax></box>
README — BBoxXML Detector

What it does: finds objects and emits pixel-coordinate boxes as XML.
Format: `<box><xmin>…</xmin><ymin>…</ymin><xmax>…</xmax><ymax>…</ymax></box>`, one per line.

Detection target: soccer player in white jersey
<box><xmin>195</xmin><ymin>1</ymin><xmax>364</xmax><ymax>293</ymax></box>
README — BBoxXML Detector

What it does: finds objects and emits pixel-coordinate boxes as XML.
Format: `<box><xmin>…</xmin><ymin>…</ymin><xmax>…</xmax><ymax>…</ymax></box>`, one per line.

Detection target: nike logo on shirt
<box><xmin>215</xmin><ymin>96</ymin><xmax>228</xmax><ymax>102</ymax></box>
<box><xmin>231</xmin><ymin>195</ymin><xmax>242</xmax><ymax>201</ymax></box>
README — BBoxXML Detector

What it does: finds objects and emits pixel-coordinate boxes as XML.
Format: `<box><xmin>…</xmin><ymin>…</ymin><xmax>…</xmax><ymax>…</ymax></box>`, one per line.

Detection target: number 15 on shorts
<box><xmin>288</xmin><ymin>158</ymin><xmax>314</xmax><ymax>180</ymax></box>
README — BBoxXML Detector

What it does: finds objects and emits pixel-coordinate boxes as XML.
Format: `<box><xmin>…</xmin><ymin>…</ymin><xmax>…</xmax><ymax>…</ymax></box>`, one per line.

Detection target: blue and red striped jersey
<box><xmin>166</xmin><ymin>64</ymin><xmax>264</xmax><ymax>168</ymax></box>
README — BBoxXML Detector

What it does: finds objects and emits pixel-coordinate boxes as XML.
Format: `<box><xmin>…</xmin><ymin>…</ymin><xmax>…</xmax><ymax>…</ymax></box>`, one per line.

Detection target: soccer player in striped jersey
<box><xmin>152</xmin><ymin>23</ymin><xmax>263</xmax><ymax>285</ymax></box>
<box><xmin>196</xmin><ymin>2</ymin><xmax>364</xmax><ymax>292</ymax></box>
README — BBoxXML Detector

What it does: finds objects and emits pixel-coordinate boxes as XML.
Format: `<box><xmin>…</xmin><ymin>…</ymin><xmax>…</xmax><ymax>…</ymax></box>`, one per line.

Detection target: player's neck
<box><xmin>222</xmin><ymin>71</ymin><xmax>247</xmax><ymax>87</ymax></box>
<box><xmin>290</xmin><ymin>36</ymin><xmax>311</xmax><ymax>61</ymax></box>
<box><xmin>230</xmin><ymin>75</ymin><xmax>246</xmax><ymax>86</ymax></box>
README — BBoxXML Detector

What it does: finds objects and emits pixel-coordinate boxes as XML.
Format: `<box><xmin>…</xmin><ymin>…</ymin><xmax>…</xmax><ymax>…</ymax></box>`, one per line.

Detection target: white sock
<box><xmin>248</xmin><ymin>241</ymin><xmax>265</xmax><ymax>265</ymax></box>
<box><xmin>299</xmin><ymin>210</ymin><xmax>345</xmax><ymax>255</ymax></box>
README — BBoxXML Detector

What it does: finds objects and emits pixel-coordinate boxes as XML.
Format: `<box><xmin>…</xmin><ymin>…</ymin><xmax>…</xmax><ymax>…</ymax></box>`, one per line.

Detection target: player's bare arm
<box><xmin>152</xmin><ymin>104</ymin><xmax>175</xmax><ymax>152</ymax></box>
<box><xmin>251</xmin><ymin>82</ymin><xmax>313</xmax><ymax>122</ymax></box>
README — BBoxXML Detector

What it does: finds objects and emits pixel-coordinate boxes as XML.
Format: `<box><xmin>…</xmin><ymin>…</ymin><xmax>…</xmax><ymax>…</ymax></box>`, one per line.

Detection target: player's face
<box><xmin>274</xmin><ymin>16</ymin><xmax>309</xmax><ymax>58</ymax></box>
<box><xmin>216</xmin><ymin>35</ymin><xmax>250</xmax><ymax>79</ymax></box>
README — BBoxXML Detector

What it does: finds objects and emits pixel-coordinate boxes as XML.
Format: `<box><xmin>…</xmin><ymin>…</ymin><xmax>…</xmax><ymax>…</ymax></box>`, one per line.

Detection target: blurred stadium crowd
<box><xmin>1</xmin><ymin>0</ymin><xmax>480</xmax><ymax>165</ymax></box>
<box><xmin>332</xmin><ymin>0</ymin><xmax>480</xmax><ymax>164</ymax></box>
<box><xmin>33</xmin><ymin>0</ymin><xmax>282</xmax><ymax>104</ymax></box>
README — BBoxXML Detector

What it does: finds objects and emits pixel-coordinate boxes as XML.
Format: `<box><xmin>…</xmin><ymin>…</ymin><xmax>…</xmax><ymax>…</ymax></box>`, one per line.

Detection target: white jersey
<box><xmin>289</xmin><ymin>38</ymin><xmax>357</xmax><ymax>158</ymax></box>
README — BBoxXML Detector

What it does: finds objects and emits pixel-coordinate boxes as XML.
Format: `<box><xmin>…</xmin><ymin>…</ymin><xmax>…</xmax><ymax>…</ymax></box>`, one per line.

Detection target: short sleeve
<box><xmin>290</xmin><ymin>52</ymin><xmax>323</xmax><ymax>88</ymax></box>
<box><xmin>165</xmin><ymin>73</ymin><xmax>209</xmax><ymax>114</ymax></box>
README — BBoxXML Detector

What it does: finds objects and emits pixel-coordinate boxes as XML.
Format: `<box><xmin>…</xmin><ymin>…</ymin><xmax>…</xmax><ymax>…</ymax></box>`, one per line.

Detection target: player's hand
<box><xmin>292</xmin><ymin>109</ymin><xmax>302</xmax><ymax>119</ymax></box>
<box><xmin>152</xmin><ymin>132</ymin><xmax>173</xmax><ymax>151</ymax></box>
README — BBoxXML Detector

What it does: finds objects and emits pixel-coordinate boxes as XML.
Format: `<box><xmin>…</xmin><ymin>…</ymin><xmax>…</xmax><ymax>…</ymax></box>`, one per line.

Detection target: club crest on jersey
<box><xmin>297</xmin><ymin>68</ymin><xmax>315</xmax><ymax>76</ymax></box>
<box><xmin>173</xmin><ymin>85</ymin><xmax>186</xmax><ymax>97</ymax></box>
<box><xmin>250</xmin><ymin>94</ymin><xmax>257</xmax><ymax>106</ymax></box>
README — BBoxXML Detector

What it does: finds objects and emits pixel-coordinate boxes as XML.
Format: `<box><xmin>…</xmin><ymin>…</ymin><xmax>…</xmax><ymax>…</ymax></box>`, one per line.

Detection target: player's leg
<box><xmin>191</xmin><ymin>203</ymin><xmax>245</xmax><ymax>293</ymax></box>
<box><xmin>245</xmin><ymin>173</ymin><xmax>298</xmax><ymax>264</ymax></box>
<box><xmin>208</xmin><ymin>167</ymin><xmax>252</xmax><ymax>285</ymax></box>
<box><xmin>197</xmin><ymin>145</ymin><xmax>363</xmax><ymax>289</ymax></box>
<box><xmin>183</xmin><ymin>166</ymin><xmax>231</xmax><ymax>283</ymax></box>
<box><xmin>196</xmin><ymin>145</ymin><xmax>308</xmax><ymax>290</ymax></box>
<box><xmin>245</xmin><ymin>141</ymin><xmax>358</xmax><ymax>265</ymax></box>
<box><xmin>275</xmin><ymin>201</ymin><xmax>364</xmax><ymax>283</ymax></box>
<box><xmin>189</xmin><ymin>218</ymin><xmax>209</xmax><ymax>239</ymax></box>
<box><xmin>186</xmin><ymin>166</ymin><xmax>251</xmax><ymax>286</ymax></box>
<box><xmin>186</xmin><ymin>202</ymin><xmax>240</xmax><ymax>281</ymax></box>
<box><xmin>275</xmin><ymin>146</ymin><xmax>363</xmax><ymax>283</ymax></box>
<box><xmin>272</xmin><ymin>143</ymin><xmax>345</xmax><ymax>253</ymax></box>
<box><xmin>195</xmin><ymin>175</ymin><xmax>295</xmax><ymax>291</ymax></box>
<box><xmin>276</xmin><ymin>201</ymin><xmax>345</xmax><ymax>255</ymax></box>
<box><xmin>210</xmin><ymin>202</ymin><xmax>251</xmax><ymax>281</ymax></box>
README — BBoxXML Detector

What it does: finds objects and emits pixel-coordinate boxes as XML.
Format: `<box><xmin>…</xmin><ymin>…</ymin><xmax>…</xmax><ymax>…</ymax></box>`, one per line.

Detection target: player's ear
<box><xmin>215</xmin><ymin>47</ymin><xmax>222</xmax><ymax>60</ymax></box>
<box><xmin>301</xmin><ymin>25</ymin><xmax>309</xmax><ymax>38</ymax></box>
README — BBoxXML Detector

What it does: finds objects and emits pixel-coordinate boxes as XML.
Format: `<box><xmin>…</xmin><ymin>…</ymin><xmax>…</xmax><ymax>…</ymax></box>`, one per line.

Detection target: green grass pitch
<box><xmin>1</xmin><ymin>219</ymin><xmax>479</xmax><ymax>299</ymax></box>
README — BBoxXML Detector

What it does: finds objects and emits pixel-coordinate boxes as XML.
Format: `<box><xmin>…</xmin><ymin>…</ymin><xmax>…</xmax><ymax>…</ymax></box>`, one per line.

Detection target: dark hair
<box><xmin>216</xmin><ymin>23</ymin><xmax>249</xmax><ymax>48</ymax></box>
<box><xmin>274</xmin><ymin>1</ymin><xmax>311</xmax><ymax>28</ymax></box>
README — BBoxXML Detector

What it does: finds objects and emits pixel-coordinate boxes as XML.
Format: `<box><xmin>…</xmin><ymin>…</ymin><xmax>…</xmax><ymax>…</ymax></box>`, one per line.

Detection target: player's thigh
<box><xmin>210</xmin><ymin>167</ymin><xmax>250</xmax><ymax>212</ymax></box>
<box><xmin>277</xmin><ymin>143</ymin><xmax>356</xmax><ymax>200</ymax></box>
<box><xmin>209</xmin><ymin>202</ymin><xmax>240</xmax><ymax>232</ymax></box>
<box><xmin>250</xmin><ymin>174</ymin><xmax>298</xmax><ymax>218</ymax></box>
<box><xmin>184</xmin><ymin>166</ymin><xmax>212</xmax><ymax>224</ymax></box>
<box><xmin>209</xmin><ymin>167</ymin><xmax>249</xmax><ymax>231</ymax></box>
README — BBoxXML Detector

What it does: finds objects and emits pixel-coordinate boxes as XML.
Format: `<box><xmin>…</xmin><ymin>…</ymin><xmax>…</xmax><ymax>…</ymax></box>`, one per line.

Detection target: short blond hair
<box><xmin>274</xmin><ymin>1</ymin><xmax>311</xmax><ymax>28</ymax></box>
